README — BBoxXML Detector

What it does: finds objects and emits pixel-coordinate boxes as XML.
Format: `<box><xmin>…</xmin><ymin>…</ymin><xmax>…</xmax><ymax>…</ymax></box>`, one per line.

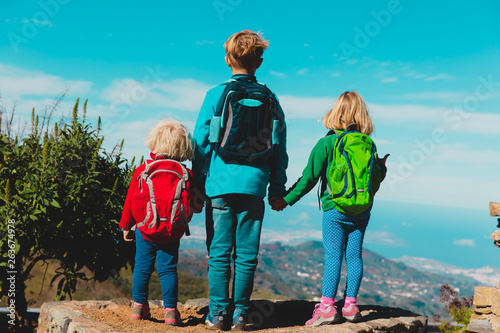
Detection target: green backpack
<box><xmin>327</xmin><ymin>125</ymin><xmax>383</xmax><ymax>215</ymax></box>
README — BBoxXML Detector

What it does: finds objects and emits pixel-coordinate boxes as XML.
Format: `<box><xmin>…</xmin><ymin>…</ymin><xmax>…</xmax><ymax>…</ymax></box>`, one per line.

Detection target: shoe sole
<box><xmin>231</xmin><ymin>323</ymin><xmax>246</xmax><ymax>331</ymax></box>
<box><xmin>205</xmin><ymin>321</ymin><xmax>224</xmax><ymax>330</ymax></box>
<box><xmin>130</xmin><ymin>314</ymin><xmax>150</xmax><ymax>320</ymax></box>
<box><xmin>343</xmin><ymin>312</ymin><xmax>362</xmax><ymax>322</ymax></box>
<box><xmin>308</xmin><ymin>314</ymin><xmax>341</xmax><ymax>327</ymax></box>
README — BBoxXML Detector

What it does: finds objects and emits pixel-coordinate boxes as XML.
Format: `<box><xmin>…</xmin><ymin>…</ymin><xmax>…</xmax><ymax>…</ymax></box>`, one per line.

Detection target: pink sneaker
<box><xmin>164</xmin><ymin>308</ymin><xmax>181</xmax><ymax>326</ymax></box>
<box><xmin>130</xmin><ymin>302</ymin><xmax>151</xmax><ymax>320</ymax></box>
<box><xmin>342</xmin><ymin>302</ymin><xmax>361</xmax><ymax>322</ymax></box>
<box><xmin>305</xmin><ymin>303</ymin><xmax>341</xmax><ymax>326</ymax></box>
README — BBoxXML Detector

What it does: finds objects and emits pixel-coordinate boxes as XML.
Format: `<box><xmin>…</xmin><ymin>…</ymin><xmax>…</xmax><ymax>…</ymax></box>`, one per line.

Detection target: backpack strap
<box><xmin>345</xmin><ymin>123</ymin><xmax>358</xmax><ymax>132</ymax></box>
<box><xmin>169</xmin><ymin>160</ymin><xmax>189</xmax><ymax>229</ymax></box>
<box><xmin>318</xmin><ymin>130</ymin><xmax>338</xmax><ymax>210</ymax></box>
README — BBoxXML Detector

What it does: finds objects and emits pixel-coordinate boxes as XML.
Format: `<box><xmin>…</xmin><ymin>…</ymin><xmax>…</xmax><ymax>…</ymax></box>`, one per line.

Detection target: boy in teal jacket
<box><xmin>193</xmin><ymin>30</ymin><xmax>288</xmax><ymax>331</ymax></box>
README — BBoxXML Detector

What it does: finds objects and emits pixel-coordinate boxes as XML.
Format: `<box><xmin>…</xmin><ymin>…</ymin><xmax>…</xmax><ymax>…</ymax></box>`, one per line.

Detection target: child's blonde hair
<box><xmin>145</xmin><ymin>119</ymin><xmax>194</xmax><ymax>161</ymax></box>
<box><xmin>224</xmin><ymin>29</ymin><xmax>269</xmax><ymax>71</ymax></box>
<box><xmin>321</xmin><ymin>91</ymin><xmax>374</xmax><ymax>135</ymax></box>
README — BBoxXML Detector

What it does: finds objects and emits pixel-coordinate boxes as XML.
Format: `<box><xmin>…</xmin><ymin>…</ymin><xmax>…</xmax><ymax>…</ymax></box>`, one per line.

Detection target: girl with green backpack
<box><xmin>270</xmin><ymin>91</ymin><xmax>389</xmax><ymax>326</ymax></box>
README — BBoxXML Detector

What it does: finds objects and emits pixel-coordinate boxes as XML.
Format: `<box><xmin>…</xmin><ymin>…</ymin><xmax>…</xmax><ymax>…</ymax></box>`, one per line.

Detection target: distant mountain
<box><xmin>178</xmin><ymin>241</ymin><xmax>477</xmax><ymax>319</ymax></box>
<box><xmin>393</xmin><ymin>255</ymin><xmax>500</xmax><ymax>287</ymax></box>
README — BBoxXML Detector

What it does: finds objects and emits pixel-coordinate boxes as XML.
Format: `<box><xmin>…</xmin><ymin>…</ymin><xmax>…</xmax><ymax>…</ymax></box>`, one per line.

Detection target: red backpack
<box><xmin>131</xmin><ymin>156</ymin><xmax>201</xmax><ymax>244</ymax></box>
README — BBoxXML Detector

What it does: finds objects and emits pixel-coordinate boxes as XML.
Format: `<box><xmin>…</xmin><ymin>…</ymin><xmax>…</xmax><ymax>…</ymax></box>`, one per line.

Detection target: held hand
<box><xmin>123</xmin><ymin>229</ymin><xmax>134</xmax><ymax>242</ymax></box>
<box><xmin>378</xmin><ymin>154</ymin><xmax>390</xmax><ymax>166</ymax></box>
<box><xmin>269</xmin><ymin>197</ymin><xmax>288</xmax><ymax>211</ymax></box>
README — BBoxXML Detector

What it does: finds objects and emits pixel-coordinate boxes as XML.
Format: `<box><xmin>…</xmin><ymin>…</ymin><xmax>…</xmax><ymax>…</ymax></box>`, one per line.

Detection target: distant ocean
<box><xmin>183</xmin><ymin>196</ymin><xmax>500</xmax><ymax>270</ymax></box>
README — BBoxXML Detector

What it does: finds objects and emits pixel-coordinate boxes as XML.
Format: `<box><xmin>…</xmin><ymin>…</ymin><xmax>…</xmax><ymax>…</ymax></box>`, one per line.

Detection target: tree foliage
<box><xmin>0</xmin><ymin>99</ymin><xmax>136</xmax><ymax>327</ymax></box>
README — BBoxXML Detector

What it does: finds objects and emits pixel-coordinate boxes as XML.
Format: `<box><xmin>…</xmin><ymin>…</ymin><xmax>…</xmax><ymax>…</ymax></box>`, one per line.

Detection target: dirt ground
<box><xmin>79</xmin><ymin>300</ymin><xmax>317</xmax><ymax>332</ymax></box>
<box><xmin>82</xmin><ymin>304</ymin><xmax>210</xmax><ymax>332</ymax></box>
<box><xmin>65</xmin><ymin>299</ymin><xmax>433</xmax><ymax>332</ymax></box>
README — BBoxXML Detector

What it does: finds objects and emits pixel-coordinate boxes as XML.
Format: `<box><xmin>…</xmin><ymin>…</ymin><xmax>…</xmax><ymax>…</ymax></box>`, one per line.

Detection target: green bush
<box><xmin>0</xmin><ymin>99</ymin><xmax>136</xmax><ymax>327</ymax></box>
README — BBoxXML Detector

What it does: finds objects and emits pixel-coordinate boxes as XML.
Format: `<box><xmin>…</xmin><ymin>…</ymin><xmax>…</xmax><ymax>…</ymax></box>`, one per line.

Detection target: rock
<box><xmin>38</xmin><ymin>301</ymin><xmax>115</xmax><ymax>333</ymax></box>
<box><xmin>182</xmin><ymin>297</ymin><xmax>210</xmax><ymax>311</ymax></box>
<box><xmin>491</xmin><ymin>229</ymin><xmax>500</xmax><ymax>247</ymax></box>
<box><xmin>476</xmin><ymin>287</ymin><xmax>494</xmax><ymax>307</ymax></box>
<box><xmin>147</xmin><ymin>299</ymin><xmax>163</xmax><ymax>309</ymax></box>
<box><xmin>490</xmin><ymin>202</ymin><xmax>500</xmax><ymax>217</ymax></box>
<box><xmin>111</xmin><ymin>298</ymin><xmax>132</xmax><ymax>307</ymax></box>
<box><xmin>468</xmin><ymin>318</ymin><xmax>494</xmax><ymax>333</ymax></box>
<box><xmin>492</xmin><ymin>288</ymin><xmax>500</xmax><ymax>316</ymax></box>
<box><xmin>476</xmin><ymin>307</ymin><xmax>493</xmax><ymax>314</ymax></box>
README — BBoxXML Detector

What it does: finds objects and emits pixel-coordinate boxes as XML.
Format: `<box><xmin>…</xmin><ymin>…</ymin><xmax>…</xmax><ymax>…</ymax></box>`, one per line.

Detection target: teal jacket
<box><xmin>192</xmin><ymin>74</ymin><xmax>288</xmax><ymax>198</ymax></box>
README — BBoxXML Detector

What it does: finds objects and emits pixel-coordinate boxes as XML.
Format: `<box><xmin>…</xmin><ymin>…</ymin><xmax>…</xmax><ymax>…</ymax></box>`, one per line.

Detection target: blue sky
<box><xmin>1</xmin><ymin>0</ymin><xmax>500</xmax><ymax>269</ymax></box>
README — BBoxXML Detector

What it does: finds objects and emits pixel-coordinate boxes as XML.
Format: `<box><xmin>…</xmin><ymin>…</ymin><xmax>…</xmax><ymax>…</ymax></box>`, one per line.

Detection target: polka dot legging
<box><xmin>322</xmin><ymin>207</ymin><xmax>370</xmax><ymax>299</ymax></box>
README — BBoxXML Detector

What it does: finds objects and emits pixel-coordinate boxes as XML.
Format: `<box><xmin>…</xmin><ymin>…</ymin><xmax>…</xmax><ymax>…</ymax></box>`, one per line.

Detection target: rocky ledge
<box><xmin>38</xmin><ymin>298</ymin><xmax>428</xmax><ymax>332</ymax></box>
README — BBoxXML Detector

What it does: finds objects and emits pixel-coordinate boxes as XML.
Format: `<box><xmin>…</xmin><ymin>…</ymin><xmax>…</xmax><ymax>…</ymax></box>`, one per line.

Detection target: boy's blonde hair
<box><xmin>321</xmin><ymin>91</ymin><xmax>374</xmax><ymax>135</ymax></box>
<box><xmin>224</xmin><ymin>30</ymin><xmax>269</xmax><ymax>71</ymax></box>
<box><xmin>145</xmin><ymin>119</ymin><xmax>194</xmax><ymax>161</ymax></box>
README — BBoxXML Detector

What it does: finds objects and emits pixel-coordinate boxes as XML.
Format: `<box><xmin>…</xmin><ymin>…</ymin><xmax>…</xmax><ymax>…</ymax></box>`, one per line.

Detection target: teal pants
<box><xmin>205</xmin><ymin>194</ymin><xmax>264</xmax><ymax>317</ymax></box>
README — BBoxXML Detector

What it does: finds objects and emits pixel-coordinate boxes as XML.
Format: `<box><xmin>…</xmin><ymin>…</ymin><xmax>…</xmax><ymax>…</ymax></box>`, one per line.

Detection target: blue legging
<box><xmin>132</xmin><ymin>228</ymin><xmax>179</xmax><ymax>308</ymax></box>
<box><xmin>322</xmin><ymin>207</ymin><xmax>369</xmax><ymax>299</ymax></box>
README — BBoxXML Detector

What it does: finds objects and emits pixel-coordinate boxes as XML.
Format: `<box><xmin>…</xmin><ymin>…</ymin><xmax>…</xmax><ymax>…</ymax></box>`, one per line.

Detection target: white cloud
<box><xmin>280</xmin><ymin>95</ymin><xmax>334</xmax><ymax>119</ymax></box>
<box><xmin>286</xmin><ymin>212</ymin><xmax>310</xmax><ymax>226</ymax></box>
<box><xmin>100</xmin><ymin>118</ymin><xmax>155</xmax><ymax>159</ymax></box>
<box><xmin>296</xmin><ymin>68</ymin><xmax>308</xmax><ymax>75</ymax></box>
<box><xmin>378</xmin><ymin>173</ymin><xmax>500</xmax><ymax>210</ymax></box>
<box><xmin>368</xmin><ymin>103</ymin><xmax>443</xmax><ymax>124</ymax></box>
<box><xmin>381</xmin><ymin>77</ymin><xmax>398</xmax><ymax>83</ymax></box>
<box><xmin>430</xmin><ymin>144</ymin><xmax>500</xmax><ymax>164</ymax></box>
<box><xmin>22</xmin><ymin>19</ymin><xmax>53</xmax><ymax>27</ymax></box>
<box><xmin>269</xmin><ymin>70</ymin><xmax>287</xmax><ymax>78</ymax></box>
<box><xmin>426</xmin><ymin>73</ymin><xmax>455</xmax><ymax>82</ymax></box>
<box><xmin>196</xmin><ymin>40</ymin><xmax>215</xmax><ymax>45</ymax></box>
<box><xmin>330</xmin><ymin>71</ymin><xmax>341</xmax><ymax>78</ymax></box>
<box><xmin>100</xmin><ymin>78</ymin><xmax>210</xmax><ymax>112</ymax></box>
<box><xmin>404</xmin><ymin>71</ymin><xmax>427</xmax><ymax>80</ymax></box>
<box><xmin>452</xmin><ymin>112</ymin><xmax>500</xmax><ymax>134</ymax></box>
<box><xmin>399</xmin><ymin>92</ymin><xmax>466</xmax><ymax>103</ymax></box>
<box><xmin>260</xmin><ymin>229</ymin><xmax>322</xmax><ymax>244</ymax></box>
<box><xmin>373</xmin><ymin>139</ymin><xmax>394</xmax><ymax>146</ymax></box>
<box><xmin>364</xmin><ymin>230</ymin><xmax>407</xmax><ymax>247</ymax></box>
<box><xmin>0</xmin><ymin>63</ymin><xmax>92</xmax><ymax>98</ymax></box>
<box><xmin>453</xmin><ymin>239</ymin><xmax>475</xmax><ymax>247</ymax></box>
<box><xmin>268</xmin><ymin>93</ymin><xmax>500</xmax><ymax>136</ymax></box>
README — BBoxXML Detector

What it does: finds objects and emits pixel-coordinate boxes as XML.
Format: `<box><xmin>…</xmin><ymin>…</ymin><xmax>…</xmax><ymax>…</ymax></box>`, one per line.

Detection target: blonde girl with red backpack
<box><xmin>119</xmin><ymin>119</ymin><xmax>203</xmax><ymax>326</ymax></box>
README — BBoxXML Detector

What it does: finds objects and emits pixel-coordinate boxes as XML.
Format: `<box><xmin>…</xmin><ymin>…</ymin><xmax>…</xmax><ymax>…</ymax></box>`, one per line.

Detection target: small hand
<box><xmin>123</xmin><ymin>229</ymin><xmax>134</xmax><ymax>242</ymax></box>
